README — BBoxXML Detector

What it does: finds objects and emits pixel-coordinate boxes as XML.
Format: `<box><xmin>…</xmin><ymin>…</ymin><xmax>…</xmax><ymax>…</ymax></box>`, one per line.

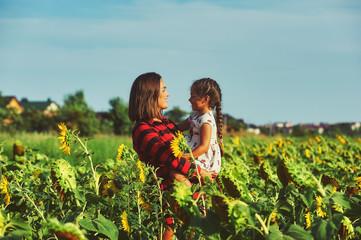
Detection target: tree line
<box><xmin>0</xmin><ymin>90</ymin><xmax>133</xmax><ymax>136</ymax></box>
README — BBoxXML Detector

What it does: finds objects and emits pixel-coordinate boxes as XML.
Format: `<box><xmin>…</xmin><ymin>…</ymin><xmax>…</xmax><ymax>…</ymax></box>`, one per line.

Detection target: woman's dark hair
<box><xmin>191</xmin><ymin>78</ymin><xmax>224</xmax><ymax>156</ymax></box>
<box><xmin>128</xmin><ymin>72</ymin><xmax>162</xmax><ymax>121</ymax></box>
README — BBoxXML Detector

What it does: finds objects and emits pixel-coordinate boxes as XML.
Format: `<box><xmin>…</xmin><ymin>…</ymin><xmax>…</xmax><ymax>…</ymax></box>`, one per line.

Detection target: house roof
<box><xmin>20</xmin><ymin>98</ymin><xmax>59</xmax><ymax>111</ymax></box>
<box><xmin>2</xmin><ymin>96</ymin><xmax>22</xmax><ymax>108</ymax></box>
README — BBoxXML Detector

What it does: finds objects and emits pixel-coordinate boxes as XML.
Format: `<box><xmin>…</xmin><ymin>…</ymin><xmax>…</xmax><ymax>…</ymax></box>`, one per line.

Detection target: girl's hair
<box><xmin>128</xmin><ymin>72</ymin><xmax>162</xmax><ymax>121</ymax></box>
<box><xmin>191</xmin><ymin>78</ymin><xmax>224</xmax><ymax>156</ymax></box>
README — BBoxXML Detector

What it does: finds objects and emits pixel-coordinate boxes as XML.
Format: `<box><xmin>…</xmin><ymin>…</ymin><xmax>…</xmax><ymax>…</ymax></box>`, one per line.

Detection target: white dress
<box><xmin>187</xmin><ymin>111</ymin><xmax>222</xmax><ymax>173</ymax></box>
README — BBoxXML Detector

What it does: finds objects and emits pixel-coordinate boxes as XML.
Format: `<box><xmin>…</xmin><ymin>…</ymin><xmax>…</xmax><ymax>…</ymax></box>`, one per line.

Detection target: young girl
<box><xmin>173</xmin><ymin>78</ymin><xmax>224</xmax><ymax>187</ymax></box>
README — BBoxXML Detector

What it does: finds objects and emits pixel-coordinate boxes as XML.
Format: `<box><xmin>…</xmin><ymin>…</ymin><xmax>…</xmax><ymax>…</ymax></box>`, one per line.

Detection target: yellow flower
<box><xmin>356</xmin><ymin>176</ymin><xmax>361</xmax><ymax>189</ymax></box>
<box><xmin>313</xmin><ymin>136</ymin><xmax>322</xmax><ymax>143</ymax></box>
<box><xmin>101</xmin><ymin>180</ymin><xmax>119</xmax><ymax>200</ymax></box>
<box><xmin>276</xmin><ymin>138</ymin><xmax>283</xmax><ymax>149</ymax></box>
<box><xmin>137</xmin><ymin>160</ymin><xmax>145</xmax><ymax>183</ymax></box>
<box><xmin>170</xmin><ymin>131</ymin><xmax>188</xmax><ymax>158</ymax></box>
<box><xmin>316</xmin><ymin>195</ymin><xmax>326</xmax><ymax>218</ymax></box>
<box><xmin>336</xmin><ymin>134</ymin><xmax>347</xmax><ymax>145</ymax></box>
<box><xmin>139</xmin><ymin>193</ymin><xmax>151</xmax><ymax>212</ymax></box>
<box><xmin>266</xmin><ymin>143</ymin><xmax>273</xmax><ymax>154</ymax></box>
<box><xmin>355</xmin><ymin>154</ymin><xmax>361</xmax><ymax>160</ymax></box>
<box><xmin>121</xmin><ymin>211</ymin><xmax>130</xmax><ymax>233</ymax></box>
<box><xmin>270</xmin><ymin>211</ymin><xmax>277</xmax><ymax>223</ymax></box>
<box><xmin>0</xmin><ymin>176</ymin><xmax>10</xmax><ymax>204</ymax></box>
<box><xmin>318</xmin><ymin>146</ymin><xmax>322</xmax><ymax>154</ymax></box>
<box><xmin>33</xmin><ymin>169</ymin><xmax>43</xmax><ymax>179</ymax></box>
<box><xmin>234</xmin><ymin>136</ymin><xmax>239</xmax><ymax>146</ymax></box>
<box><xmin>57</xmin><ymin>123</ymin><xmax>71</xmax><ymax>155</ymax></box>
<box><xmin>117</xmin><ymin>144</ymin><xmax>125</xmax><ymax>162</ymax></box>
<box><xmin>308</xmin><ymin>138</ymin><xmax>313</xmax><ymax>146</ymax></box>
<box><xmin>305</xmin><ymin>149</ymin><xmax>311</xmax><ymax>158</ymax></box>
<box><xmin>305</xmin><ymin>212</ymin><xmax>311</xmax><ymax>229</ymax></box>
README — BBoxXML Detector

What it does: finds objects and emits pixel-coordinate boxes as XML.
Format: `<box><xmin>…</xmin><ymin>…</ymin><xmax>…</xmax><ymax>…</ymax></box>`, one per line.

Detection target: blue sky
<box><xmin>1</xmin><ymin>0</ymin><xmax>360</xmax><ymax>125</ymax></box>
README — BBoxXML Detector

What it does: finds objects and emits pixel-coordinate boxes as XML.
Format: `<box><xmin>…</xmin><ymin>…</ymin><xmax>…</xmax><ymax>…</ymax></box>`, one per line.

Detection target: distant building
<box><xmin>3</xmin><ymin>96</ymin><xmax>24</xmax><ymax>114</ymax></box>
<box><xmin>2</xmin><ymin>96</ymin><xmax>24</xmax><ymax>126</ymax></box>
<box><xmin>351</xmin><ymin>122</ymin><xmax>360</xmax><ymax>131</ymax></box>
<box><xmin>20</xmin><ymin>98</ymin><xmax>60</xmax><ymax>116</ymax></box>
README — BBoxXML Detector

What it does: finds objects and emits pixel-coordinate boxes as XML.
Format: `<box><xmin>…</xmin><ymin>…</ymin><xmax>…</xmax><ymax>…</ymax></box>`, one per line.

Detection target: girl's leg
<box><xmin>170</xmin><ymin>169</ymin><xmax>192</xmax><ymax>188</ymax></box>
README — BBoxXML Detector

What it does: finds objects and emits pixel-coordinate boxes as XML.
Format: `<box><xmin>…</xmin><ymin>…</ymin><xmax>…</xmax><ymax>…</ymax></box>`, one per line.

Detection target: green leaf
<box><xmin>300</xmin><ymin>188</ymin><xmax>315</xmax><ymax>208</ymax></box>
<box><xmin>267</xmin><ymin>225</ymin><xmax>313</xmax><ymax>240</ymax></box>
<box><xmin>331</xmin><ymin>192</ymin><xmax>350</xmax><ymax>210</ymax></box>
<box><xmin>85</xmin><ymin>192</ymin><xmax>111</xmax><ymax>207</ymax></box>
<box><xmin>285</xmin><ymin>225</ymin><xmax>314</xmax><ymax>240</ymax></box>
<box><xmin>79</xmin><ymin>215</ymin><xmax>119</xmax><ymax>240</ymax></box>
<box><xmin>310</xmin><ymin>214</ymin><xmax>343</xmax><ymax>240</ymax></box>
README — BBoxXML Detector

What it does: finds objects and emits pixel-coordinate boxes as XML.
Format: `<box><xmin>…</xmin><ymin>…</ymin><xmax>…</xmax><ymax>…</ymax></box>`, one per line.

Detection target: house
<box><xmin>2</xmin><ymin>96</ymin><xmax>24</xmax><ymax>126</ymax></box>
<box><xmin>3</xmin><ymin>96</ymin><xmax>24</xmax><ymax>114</ymax></box>
<box><xmin>351</xmin><ymin>122</ymin><xmax>360</xmax><ymax>131</ymax></box>
<box><xmin>20</xmin><ymin>98</ymin><xmax>60</xmax><ymax>116</ymax></box>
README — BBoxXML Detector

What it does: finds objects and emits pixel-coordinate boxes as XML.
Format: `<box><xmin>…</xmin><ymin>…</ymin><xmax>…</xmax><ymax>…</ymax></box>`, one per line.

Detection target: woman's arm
<box><xmin>191</xmin><ymin>123</ymin><xmax>211</xmax><ymax>158</ymax></box>
<box><xmin>133</xmin><ymin>122</ymin><xmax>200</xmax><ymax>175</ymax></box>
<box><xmin>176</xmin><ymin>118</ymin><xmax>190</xmax><ymax>132</ymax></box>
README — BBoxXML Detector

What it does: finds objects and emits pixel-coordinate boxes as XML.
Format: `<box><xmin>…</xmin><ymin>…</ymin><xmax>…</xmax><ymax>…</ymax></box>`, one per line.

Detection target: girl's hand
<box><xmin>200</xmin><ymin>169</ymin><xmax>216</xmax><ymax>183</ymax></box>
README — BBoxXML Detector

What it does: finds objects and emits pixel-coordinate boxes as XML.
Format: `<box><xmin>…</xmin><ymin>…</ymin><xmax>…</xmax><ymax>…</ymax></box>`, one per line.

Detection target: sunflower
<box><xmin>139</xmin><ymin>193</ymin><xmax>151</xmax><ymax>212</ymax></box>
<box><xmin>117</xmin><ymin>144</ymin><xmax>125</xmax><ymax>162</ymax></box>
<box><xmin>355</xmin><ymin>176</ymin><xmax>361</xmax><ymax>189</ymax></box>
<box><xmin>137</xmin><ymin>160</ymin><xmax>145</xmax><ymax>183</ymax></box>
<box><xmin>313</xmin><ymin>135</ymin><xmax>322</xmax><ymax>143</ymax></box>
<box><xmin>121</xmin><ymin>211</ymin><xmax>130</xmax><ymax>233</ymax></box>
<box><xmin>170</xmin><ymin>131</ymin><xmax>189</xmax><ymax>158</ymax></box>
<box><xmin>270</xmin><ymin>211</ymin><xmax>277</xmax><ymax>223</ymax></box>
<box><xmin>101</xmin><ymin>180</ymin><xmax>119</xmax><ymax>200</ymax></box>
<box><xmin>0</xmin><ymin>176</ymin><xmax>10</xmax><ymax>204</ymax></box>
<box><xmin>316</xmin><ymin>195</ymin><xmax>326</xmax><ymax>218</ymax></box>
<box><xmin>305</xmin><ymin>148</ymin><xmax>311</xmax><ymax>158</ymax></box>
<box><xmin>47</xmin><ymin>218</ymin><xmax>86</xmax><ymax>240</ymax></box>
<box><xmin>266</xmin><ymin>143</ymin><xmax>273</xmax><ymax>154</ymax></box>
<box><xmin>234</xmin><ymin>136</ymin><xmax>239</xmax><ymax>146</ymax></box>
<box><xmin>305</xmin><ymin>212</ymin><xmax>311</xmax><ymax>229</ymax></box>
<box><xmin>57</xmin><ymin>123</ymin><xmax>71</xmax><ymax>155</ymax></box>
<box><xmin>336</xmin><ymin>134</ymin><xmax>347</xmax><ymax>145</ymax></box>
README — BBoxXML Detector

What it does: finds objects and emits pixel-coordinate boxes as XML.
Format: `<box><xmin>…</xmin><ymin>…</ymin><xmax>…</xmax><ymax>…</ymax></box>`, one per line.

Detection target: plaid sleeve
<box><xmin>133</xmin><ymin>122</ymin><xmax>196</xmax><ymax>175</ymax></box>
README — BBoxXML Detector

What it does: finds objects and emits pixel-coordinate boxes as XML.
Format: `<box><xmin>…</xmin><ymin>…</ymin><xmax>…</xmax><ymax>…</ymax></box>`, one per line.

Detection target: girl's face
<box><xmin>158</xmin><ymin>78</ymin><xmax>169</xmax><ymax>110</ymax></box>
<box><xmin>188</xmin><ymin>90</ymin><xmax>207</xmax><ymax>112</ymax></box>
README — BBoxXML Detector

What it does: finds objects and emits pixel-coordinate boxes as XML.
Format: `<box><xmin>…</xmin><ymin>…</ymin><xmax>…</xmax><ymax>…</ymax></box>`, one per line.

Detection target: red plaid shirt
<box><xmin>132</xmin><ymin>116</ymin><xmax>200</xmax><ymax>191</ymax></box>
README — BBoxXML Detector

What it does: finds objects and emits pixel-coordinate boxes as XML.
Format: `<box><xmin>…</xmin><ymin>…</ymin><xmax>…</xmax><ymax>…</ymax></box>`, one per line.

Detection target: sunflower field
<box><xmin>0</xmin><ymin>124</ymin><xmax>360</xmax><ymax>239</ymax></box>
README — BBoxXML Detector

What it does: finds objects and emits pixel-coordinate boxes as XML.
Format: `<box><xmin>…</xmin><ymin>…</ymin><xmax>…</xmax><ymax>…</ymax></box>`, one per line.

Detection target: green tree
<box><xmin>22</xmin><ymin>109</ymin><xmax>55</xmax><ymax>132</ymax></box>
<box><xmin>164</xmin><ymin>106</ymin><xmax>188</xmax><ymax>123</ymax></box>
<box><xmin>58</xmin><ymin>90</ymin><xmax>99</xmax><ymax>136</ymax></box>
<box><xmin>291</xmin><ymin>124</ymin><xmax>309</xmax><ymax>137</ymax></box>
<box><xmin>109</xmin><ymin>97</ymin><xmax>132</xmax><ymax>135</ymax></box>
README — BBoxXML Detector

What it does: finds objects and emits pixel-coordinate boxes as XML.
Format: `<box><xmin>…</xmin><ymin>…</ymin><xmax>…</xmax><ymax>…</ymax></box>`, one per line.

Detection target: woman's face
<box><xmin>158</xmin><ymin>78</ymin><xmax>169</xmax><ymax>110</ymax></box>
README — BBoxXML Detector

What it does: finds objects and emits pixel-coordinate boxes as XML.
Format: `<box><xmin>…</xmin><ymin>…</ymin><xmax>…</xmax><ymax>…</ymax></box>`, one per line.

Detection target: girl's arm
<box><xmin>177</xmin><ymin>118</ymin><xmax>190</xmax><ymax>132</ymax></box>
<box><xmin>191</xmin><ymin>123</ymin><xmax>211</xmax><ymax>158</ymax></box>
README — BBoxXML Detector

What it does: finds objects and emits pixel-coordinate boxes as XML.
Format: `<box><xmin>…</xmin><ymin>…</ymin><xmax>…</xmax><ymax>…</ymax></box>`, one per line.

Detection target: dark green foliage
<box><xmin>109</xmin><ymin>97</ymin><xmax>132</xmax><ymax>135</ymax></box>
<box><xmin>164</xmin><ymin>106</ymin><xmax>188</xmax><ymax>123</ymax></box>
<box><xmin>58</xmin><ymin>90</ymin><xmax>100</xmax><ymax>136</ymax></box>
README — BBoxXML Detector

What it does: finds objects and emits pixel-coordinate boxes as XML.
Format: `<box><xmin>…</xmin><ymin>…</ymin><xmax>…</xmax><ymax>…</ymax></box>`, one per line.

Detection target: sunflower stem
<box><xmin>189</xmin><ymin>150</ymin><xmax>207</xmax><ymax>216</ymax></box>
<box><xmin>151</xmin><ymin>168</ymin><xmax>164</xmax><ymax>240</ymax></box>
<box><xmin>23</xmin><ymin>192</ymin><xmax>47</xmax><ymax>223</ymax></box>
<box><xmin>255</xmin><ymin>213</ymin><xmax>269</xmax><ymax>235</ymax></box>
<box><xmin>74</xmin><ymin>135</ymin><xmax>99</xmax><ymax>195</ymax></box>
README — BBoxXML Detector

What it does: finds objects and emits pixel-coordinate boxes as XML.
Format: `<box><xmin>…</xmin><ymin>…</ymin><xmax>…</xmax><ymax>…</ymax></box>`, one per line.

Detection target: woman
<box><xmin>128</xmin><ymin>72</ymin><xmax>213</xmax><ymax>239</ymax></box>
